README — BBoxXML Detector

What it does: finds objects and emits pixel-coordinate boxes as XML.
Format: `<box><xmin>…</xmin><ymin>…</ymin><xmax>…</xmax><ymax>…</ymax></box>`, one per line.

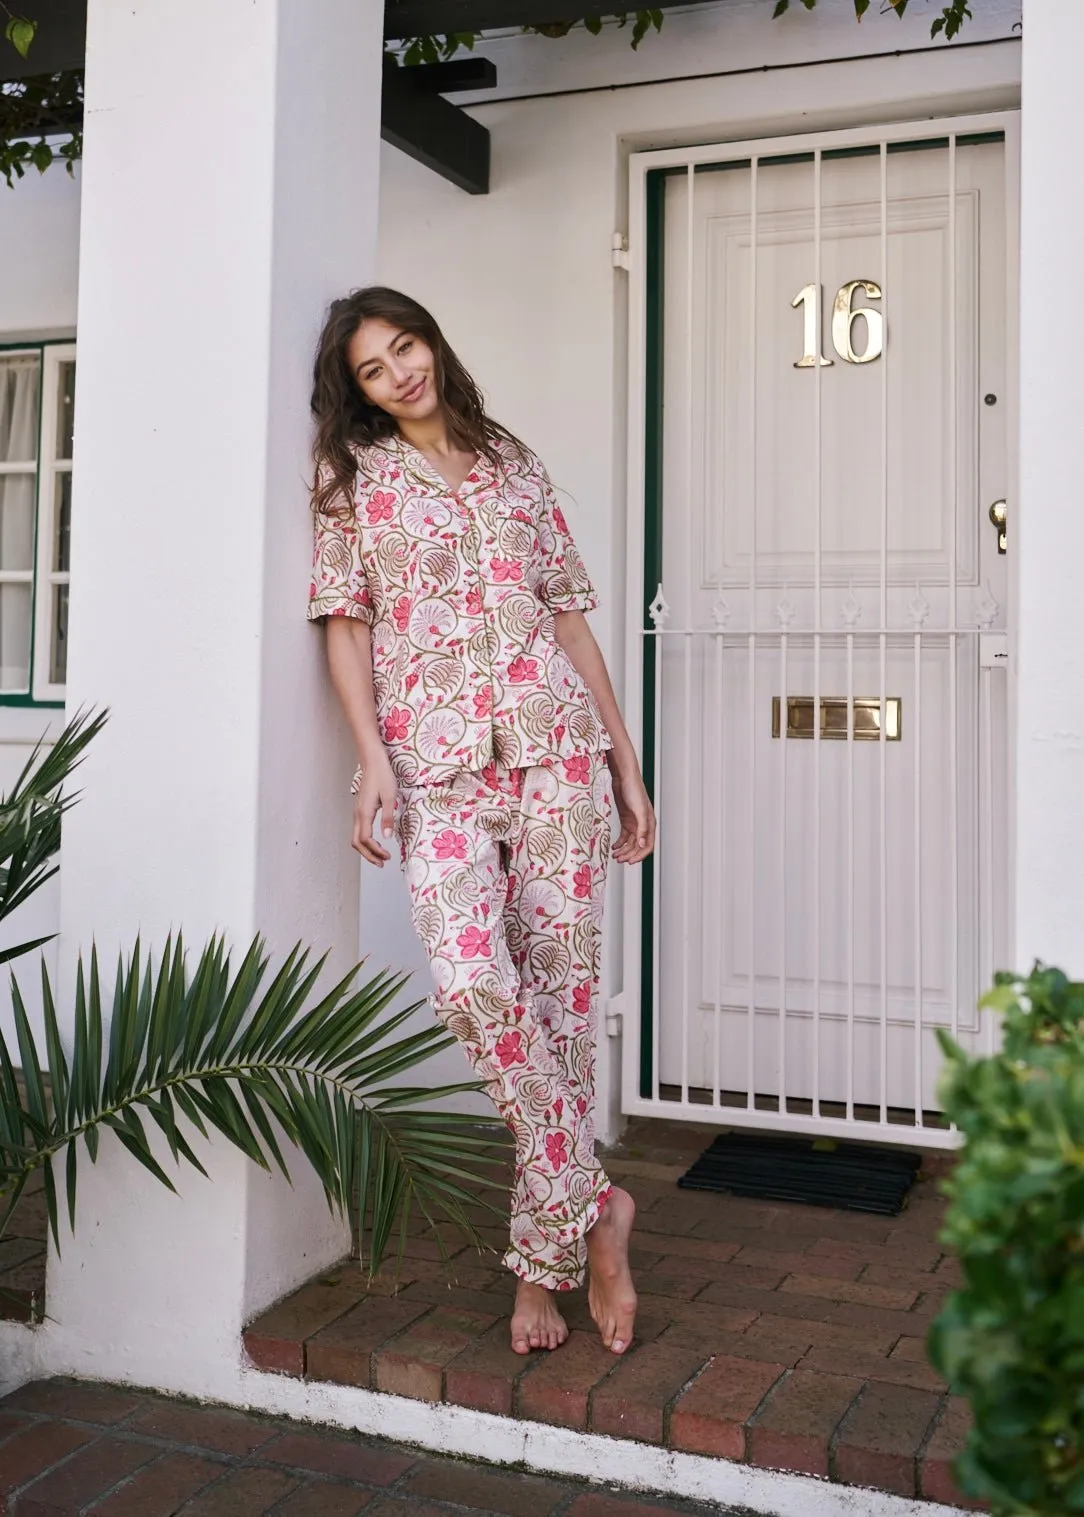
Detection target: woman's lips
<box><xmin>401</xmin><ymin>377</ymin><xmax>427</xmax><ymax>404</ymax></box>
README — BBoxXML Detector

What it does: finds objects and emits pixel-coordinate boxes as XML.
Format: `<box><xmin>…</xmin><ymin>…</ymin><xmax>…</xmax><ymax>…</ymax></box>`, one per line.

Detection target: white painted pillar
<box><xmin>1015</xmin><ymin>1</ymin><xmax>1084</xmax><ymax>973</ymax></box>
<box><xmin>47</xmin><ymin>0</ymin><xmax>382</xmax><ymax>1396</ymax></box>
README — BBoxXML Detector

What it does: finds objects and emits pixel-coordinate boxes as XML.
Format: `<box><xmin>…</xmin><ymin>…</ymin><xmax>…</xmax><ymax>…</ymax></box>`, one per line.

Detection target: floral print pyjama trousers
<box><xmin>397</xmin><ymin>752</ymin><xmax>614</xmax><ymax>1290</ymax></box>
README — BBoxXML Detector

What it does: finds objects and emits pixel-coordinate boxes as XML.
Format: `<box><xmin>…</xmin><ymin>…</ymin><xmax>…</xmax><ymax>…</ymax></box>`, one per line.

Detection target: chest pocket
<box><xmin>484</xmin><ymin>505</ymin><xmax>542</xmax><ymax>589</ymax></box>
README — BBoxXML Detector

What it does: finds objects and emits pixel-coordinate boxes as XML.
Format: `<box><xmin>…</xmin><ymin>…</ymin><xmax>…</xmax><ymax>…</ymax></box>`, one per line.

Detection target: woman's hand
<box><xmin>609</xmin><ymin>755</ymin><xmax>656</xmax><ymax>865</ymax></box>
<box><xmin>352</xmin><ymin>755</ymin><xmax>399</xmax><ymax>866</ymax></box>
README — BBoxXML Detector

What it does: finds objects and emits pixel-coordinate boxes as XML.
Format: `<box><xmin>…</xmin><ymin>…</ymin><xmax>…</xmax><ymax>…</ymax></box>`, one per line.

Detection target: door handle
<box><xmin>988</xmin><ymin>499</ymin><xmax>1007</xmax><ymax>554</ymax></box>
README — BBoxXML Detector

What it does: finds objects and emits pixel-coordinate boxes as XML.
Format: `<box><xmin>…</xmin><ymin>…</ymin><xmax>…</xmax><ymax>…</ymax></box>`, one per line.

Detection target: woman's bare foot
<box><xmin>587</xmin><ymin>1187</ymin><xmax>637</xmax><ymax>1354</ymax></box>
<box><xmin>510</xmin><ymin>1279</ymin><xmax>570</xmax><ymax>1354</ymax></box>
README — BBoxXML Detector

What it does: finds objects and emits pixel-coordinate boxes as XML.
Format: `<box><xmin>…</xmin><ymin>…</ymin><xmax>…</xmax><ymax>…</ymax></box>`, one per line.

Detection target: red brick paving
<box><xmin>237</xmin><ymin>1118</ymin><xmax>980</xmax><ymax>1504</ymax></box>
<box><xmin>0</xmin><ymin>1380</ymin><xmax>733</xmax><ymax>1516</ymax></box>
<box><xmin>7</xmin><ymin>1119</ymin><xmax>982</xmax><ymax>1508</ymax></box>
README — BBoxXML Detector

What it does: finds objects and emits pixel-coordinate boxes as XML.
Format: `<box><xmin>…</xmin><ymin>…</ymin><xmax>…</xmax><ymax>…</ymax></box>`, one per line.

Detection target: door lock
<box><xmin>988</xmin><ymin>499</ymin><xmax>1007</xmax><ymax>555</ymax></box>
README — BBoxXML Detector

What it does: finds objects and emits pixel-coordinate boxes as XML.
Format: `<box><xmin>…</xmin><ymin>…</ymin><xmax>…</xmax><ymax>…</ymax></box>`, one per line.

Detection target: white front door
<box><xmin>624</xmin><ymin>116</ymin><xmax>1017</xmax><ymax>1144</ymax></box>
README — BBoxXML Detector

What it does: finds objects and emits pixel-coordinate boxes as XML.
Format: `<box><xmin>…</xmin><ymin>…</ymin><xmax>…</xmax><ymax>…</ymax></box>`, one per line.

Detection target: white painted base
<box><xmin>0</xmin><ymin>1321</ymin><xmax>43</xmax><ymax>1397</ymax></box>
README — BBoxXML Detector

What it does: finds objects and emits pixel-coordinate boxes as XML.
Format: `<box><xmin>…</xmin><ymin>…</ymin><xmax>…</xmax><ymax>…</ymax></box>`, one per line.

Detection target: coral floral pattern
<box><xmin>398</xmin><ymin>754</ymin><xmax>614</xmax><ymax>1289</ymax></box>
<box><xmin>308</xmin><ymin>436</ymin><xmax>612</xmax><ymax>786</ymax></box>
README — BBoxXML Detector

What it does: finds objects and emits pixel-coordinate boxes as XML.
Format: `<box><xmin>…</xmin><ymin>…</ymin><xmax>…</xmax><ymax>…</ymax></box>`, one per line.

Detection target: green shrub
<box><xmin>930</xmin><ymin>966</ymin><xmax>1084</xmax><ymax>1515</ymax></box>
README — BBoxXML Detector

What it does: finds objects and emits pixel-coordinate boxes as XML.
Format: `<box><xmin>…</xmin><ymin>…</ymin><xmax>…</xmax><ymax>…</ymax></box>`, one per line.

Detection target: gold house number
<box><xmin>792</xmin><ymin>280</ymin><xmax>884</xmax><ymax>368</ymax></box>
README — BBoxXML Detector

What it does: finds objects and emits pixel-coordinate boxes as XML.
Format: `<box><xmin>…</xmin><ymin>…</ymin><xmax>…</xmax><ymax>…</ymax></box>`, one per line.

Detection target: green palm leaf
<box><xmin>0</xmin><ymin>934</ymin><xmax>509</xmax><ymax>1281</ymax></box>
<box><xmin>0</xmin><ymin>709</ymin><xmax>107</xmax><ymax>961</ymax></box>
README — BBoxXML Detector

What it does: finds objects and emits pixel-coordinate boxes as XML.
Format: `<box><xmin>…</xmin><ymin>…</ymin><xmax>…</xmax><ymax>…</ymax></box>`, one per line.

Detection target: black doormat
<box><xmin>676</xmin><ymin>1131</ymin><xmax>921</xmax><ymax>1215</ymax></box>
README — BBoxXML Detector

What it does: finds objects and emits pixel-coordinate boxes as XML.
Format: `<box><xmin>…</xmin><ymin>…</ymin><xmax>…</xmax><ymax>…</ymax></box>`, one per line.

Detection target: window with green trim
<box><xmin>0</xmin><ymin>342</ymin><xmax>74</xmax><ymax>705</ymax></box>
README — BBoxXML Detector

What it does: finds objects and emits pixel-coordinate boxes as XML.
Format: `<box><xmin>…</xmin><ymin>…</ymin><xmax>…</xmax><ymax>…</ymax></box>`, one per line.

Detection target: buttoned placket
<box><xmin>446</xmin><ymin>467</ymin><xmax>503</xmax><ymax>772</ymax></box>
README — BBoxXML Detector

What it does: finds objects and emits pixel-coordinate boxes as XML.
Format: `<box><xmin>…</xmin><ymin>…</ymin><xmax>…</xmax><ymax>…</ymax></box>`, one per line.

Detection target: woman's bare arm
<box><xmin>325</xmin><ymin>618</ymin><xmax>398</xmax><ymax>866</ymax></box>
<box><xmin>552</xmin><ymin>611</ymin><xmax>656</xmax><ymax>865</ymax></box>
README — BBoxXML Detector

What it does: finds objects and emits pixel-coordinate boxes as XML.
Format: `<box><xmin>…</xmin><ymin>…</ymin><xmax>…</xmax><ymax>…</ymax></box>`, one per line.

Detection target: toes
<box><xmin>528</xmin><ymin>1327</ymin><xmax>542</xmax><ymax>1349</ymax></box>
<box><xmin>511</xmin><ymin>1332</ymin><xmax>531</xmax><ymax>1355</ymax></box>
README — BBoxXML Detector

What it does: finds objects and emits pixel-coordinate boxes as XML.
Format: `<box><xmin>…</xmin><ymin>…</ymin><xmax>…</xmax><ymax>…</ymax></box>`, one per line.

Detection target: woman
<box><xmin>308</xmin><ymin>287</ymin><xmax>655</xmax><ymax>1359</ymax></box>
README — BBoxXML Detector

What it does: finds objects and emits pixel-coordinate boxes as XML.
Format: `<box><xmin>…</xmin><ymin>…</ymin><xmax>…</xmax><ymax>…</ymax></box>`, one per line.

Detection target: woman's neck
<box><xmin>397</xmin><ymin>414</ymin><xmax>458</xmax><ymax>459</ymax></box>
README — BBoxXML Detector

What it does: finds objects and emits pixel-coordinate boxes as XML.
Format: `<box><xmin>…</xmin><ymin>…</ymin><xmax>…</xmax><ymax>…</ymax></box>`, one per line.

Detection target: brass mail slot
<box><xmin>771</xmin><ymin>696</ymin><xmax>902</xmax><ymax>741</ymax></box>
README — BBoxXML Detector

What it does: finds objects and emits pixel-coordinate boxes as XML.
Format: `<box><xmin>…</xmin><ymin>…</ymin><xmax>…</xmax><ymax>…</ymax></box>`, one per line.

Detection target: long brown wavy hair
<box><xmin>310</xmin><ymin>286</ymin><xmax>522</xmax><ymax>514</ymax></box>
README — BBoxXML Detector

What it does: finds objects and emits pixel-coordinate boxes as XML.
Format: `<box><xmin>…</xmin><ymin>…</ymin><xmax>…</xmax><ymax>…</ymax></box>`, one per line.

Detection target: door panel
<box><xmin>638</xmin><ymin>128</ymin><xmax>1012</xmax><ymax>1130</ymax></box>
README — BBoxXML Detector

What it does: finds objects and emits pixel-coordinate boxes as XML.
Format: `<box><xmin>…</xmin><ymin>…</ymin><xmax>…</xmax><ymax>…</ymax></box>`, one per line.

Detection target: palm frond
<box><xmin>0</xmin><ymin>708</ymin><xmax>109</xmax><ymax>962</ymax></box>
<box><xmin>0</xmin><ymin>934</ymin><xmax>510</xmax><ymax>1276</ymax></box>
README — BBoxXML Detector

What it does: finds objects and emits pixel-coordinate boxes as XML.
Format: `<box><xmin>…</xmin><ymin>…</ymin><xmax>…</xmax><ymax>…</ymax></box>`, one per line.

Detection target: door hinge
<box><xmin>604</xmin><ymin>993</ymin><xmax>626</xmax><ymax>1038</ymax></box>
<box><xmin>611</xmin><ymin>232</ymin><xmax>630</xmax><ymax>271</ymax></box>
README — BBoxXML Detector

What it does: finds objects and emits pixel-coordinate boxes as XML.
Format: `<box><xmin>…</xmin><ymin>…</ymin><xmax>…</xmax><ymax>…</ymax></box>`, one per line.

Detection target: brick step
<box><xmin>243</xmin><ymin>1163</ymin><xmax>983</xmax><ymax>1510</ymax></box>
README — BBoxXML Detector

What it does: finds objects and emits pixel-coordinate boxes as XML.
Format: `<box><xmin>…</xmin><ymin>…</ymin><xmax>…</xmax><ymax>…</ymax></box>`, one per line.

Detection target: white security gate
<box><xmin>621</xmin><ymin>114</ymin><xmax>1018</xmax><ymax>1147</ymax></box>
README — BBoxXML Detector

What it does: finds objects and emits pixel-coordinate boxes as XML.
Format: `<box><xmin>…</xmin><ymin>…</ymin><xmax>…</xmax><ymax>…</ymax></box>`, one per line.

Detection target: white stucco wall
<box><xmin>0</xmin><ymin>165</ymin><xmax>81</xmax><ymax>1055</ymax></box>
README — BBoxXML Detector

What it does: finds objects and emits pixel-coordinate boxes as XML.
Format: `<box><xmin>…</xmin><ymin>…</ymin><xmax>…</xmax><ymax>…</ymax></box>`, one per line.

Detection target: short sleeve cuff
<box><xmin>307</xmin><ymin>591</ymin><xmax>373</xmax><ymax>624</ymax></box>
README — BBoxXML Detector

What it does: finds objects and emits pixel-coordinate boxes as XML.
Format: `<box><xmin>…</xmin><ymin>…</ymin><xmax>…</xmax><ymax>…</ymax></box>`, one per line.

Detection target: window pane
<box><xmin>0</xmin><ymin>581</ymin><xmax>31</xmax><ymax>690</ymax></box>
<box><xmin>0</xmin><ymin>355</ymin><xmax>40</xmax><ymax>464</ymax></box>
<box><xmin>0</xmin><ymin>472</ymin><xmax>35</xmax><ymax>572</ymax></box>
<box><xmin>50</xmin><ymin>583</ymin><xmax>69</xmax><ymax>686</ymax></box>
<box><xmin>56</xmin><ymin>360</ymin><xmax>75</xmax><ymax>460</ymax></box>
<box><xmin>54</xmin><ymin>471</ymin><xmax>71</xmax><ymax>572</ymax></box>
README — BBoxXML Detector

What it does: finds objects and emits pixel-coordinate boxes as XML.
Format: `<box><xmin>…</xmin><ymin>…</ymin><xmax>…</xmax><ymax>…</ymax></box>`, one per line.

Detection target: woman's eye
<box><xmin>398</xmin><ymin>340</ymin><xmax>414</xmax><ymax>356</ymax></box>
<box><xmin>363</xmin><ymin>368</ymin><xmax>380</xmax><ymax>382</ymax></box>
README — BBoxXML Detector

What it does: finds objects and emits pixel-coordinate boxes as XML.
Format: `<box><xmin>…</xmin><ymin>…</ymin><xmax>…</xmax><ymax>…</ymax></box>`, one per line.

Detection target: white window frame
<box><xmin>31</xmin><ymin>343</ymin><xmax>75</xmax><ymax>704</ymax></box>
<box><xmin>0</xmin><ymin>345</ymin><xmax>39</xmax><ymax>698</ymax></box>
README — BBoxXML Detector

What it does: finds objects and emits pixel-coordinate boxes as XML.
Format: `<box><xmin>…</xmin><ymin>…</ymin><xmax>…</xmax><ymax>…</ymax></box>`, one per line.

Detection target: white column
<box><xmin>1016</xmin><ymin>0</ymin><xmax>1084</xmax><ymax>972</ymax></box>
<box><xmin>47</xmin><ymin>0</ymin><xmax>382</xmax><ymax>1397</ymax></box>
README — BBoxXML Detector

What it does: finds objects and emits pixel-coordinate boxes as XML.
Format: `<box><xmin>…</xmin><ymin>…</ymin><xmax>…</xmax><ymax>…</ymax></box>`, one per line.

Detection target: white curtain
<box><xmin>0</xmin><ymin>356</ymin><xmax>40</xmax><ymax>690</ymax></box>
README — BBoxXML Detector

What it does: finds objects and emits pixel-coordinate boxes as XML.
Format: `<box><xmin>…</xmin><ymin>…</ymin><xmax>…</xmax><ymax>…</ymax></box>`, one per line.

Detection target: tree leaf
<box><xmin>5</xmin><ymin>17</ymin><xmax>36</xmax><ymax>58</ymax></box>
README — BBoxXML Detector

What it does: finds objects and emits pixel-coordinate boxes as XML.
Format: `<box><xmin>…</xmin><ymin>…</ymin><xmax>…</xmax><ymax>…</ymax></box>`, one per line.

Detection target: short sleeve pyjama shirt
<box><xmin>308</xmin><ymin>435</ymin><xmax>612</xmax><ymax>786</ymax></box>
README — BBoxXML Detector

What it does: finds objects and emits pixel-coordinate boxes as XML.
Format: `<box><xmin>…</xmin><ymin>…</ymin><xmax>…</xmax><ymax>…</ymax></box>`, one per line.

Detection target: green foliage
<box><xmin>929</xmin><ymin>966</ymin><xmax>1084</xmax><ymax>1515</ymax></box>
<box><xmin>0</xmin><ymin>709</ymin><xmax>105</xmax><ymax>960</ymax></box>
<box><xmin>773</xmin><ymin>0</ymin><xmax>973</xmax><ymax>36</ymax></box>
<box><xmin>0</xmin><ymin>934</ymin><xmax>506</xmax><ymax>1282</ymax></box>
<box><xmin>0</xmin><ymin>70</ymin><xmax>83</xmax><ymax>188</ymax></box>
<box><xmin>4</xmin><ymin>15</ymin><xmax>35</xmax><ymax>58</ymax></box>
<box><xmin>400</xmin><ymin>10</ymin><xmax>665</xmax><ymax>65</ymax></box>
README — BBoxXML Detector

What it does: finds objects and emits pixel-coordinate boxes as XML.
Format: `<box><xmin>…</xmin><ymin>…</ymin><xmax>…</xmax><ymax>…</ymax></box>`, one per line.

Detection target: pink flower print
<box><xmin>553</xmin><ymin>723</ymin><xmax>566</xmax><ymax>744</ymax></box>
<box><xmin>545</xmin><ymin>1132</ymin><xmax>569</xmax><ymax>1171</ymax></box>
<box><xmin>490</xmin><ymin>558</ymin><xmax>523</xmax><ymax>583</ymax></box>
<box><xmin>552</xmin><ymin>503</ymin><xmax>570</xmax><ymax>535</ymax></box>
<box><xmin>393</xmin><ymin>594</ymin><xmax>412</xmax><ymax>632</ymax></box>
<box><xmin>576</xmin><ymin>1095</ymin><xmax>588</xmax><ymax>1117</ymax></box>
<box><xmin>507</xmin><ymin>656</ymin><xmax>540</xmax><ymax>685</ymax></box>
<box><xmin>405</xmin><ymin>672</ymin><xmax>419</xmax><ymax>691</ymax></box>
<box><xmin>572</xmin><ymin>981</ymin><xmax>592</xmax><ymax>1015</ymax></box>
<box><xmin>473</xmin><ymin>686</ymin><xmax>494</xmax><ymax>719</ymax></box>
<box><xmin>553</xmin><ymin>1097</ymin><xmax>563</xmax><ymax>1119</ymax></box>
<box><xmin>433</xmin><ymin>829</ymin><xmax>469</xmax><ymax>861</ymax></box>
<box><xmin>495</xmin><ymin>1029</ymin><xmax>527</xmax><ymax>1069</ymax></box>
<box><xmin>366</xmin><ymin>489</ymin><xmax>396</xmax><ymax>525</ymax></box>
<box><xmin>383</xmin><ymin>706</ymin><xmax>412</xmax><ymax>743</ymax></box>
<box><xmin>466</xmin><ymin>585</ymin><xmax>483</xmax><ymax>615</ymax></box>
<box><xmin>457</xmin><ymin>925</ymin><xmax>492</xmax><ymax>960</ymax></box>
<box><xmin>573</xmin><ymin>863</ymin><xmax>592</xmax><ymax>899</ymax></box>
<box><xmin>563</xmin><ymin>754</ymin><xmax>591</xmax><ymax>785</ymax></box>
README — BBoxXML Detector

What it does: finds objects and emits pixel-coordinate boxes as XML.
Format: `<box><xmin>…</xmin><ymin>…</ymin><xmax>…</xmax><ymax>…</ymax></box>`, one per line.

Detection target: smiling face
<box><xmin>347</xmin><ymin>317</ymin><xmax>441</xmax><ymax>425</ymax></box>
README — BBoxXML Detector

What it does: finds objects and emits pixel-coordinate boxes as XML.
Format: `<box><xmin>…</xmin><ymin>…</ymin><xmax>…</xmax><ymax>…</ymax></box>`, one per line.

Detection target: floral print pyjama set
<box><xmin>309</xmin><ymin>437</ymin><xmax>614</xmax><ymax>1289</ymax></box>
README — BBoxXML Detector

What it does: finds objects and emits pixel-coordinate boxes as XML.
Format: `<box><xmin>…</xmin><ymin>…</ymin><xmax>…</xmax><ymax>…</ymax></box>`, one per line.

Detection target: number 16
<box><xmin>792</xmin><ymin>280</ymin><xmax>884</xmax><ymax>367</ymax></box>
